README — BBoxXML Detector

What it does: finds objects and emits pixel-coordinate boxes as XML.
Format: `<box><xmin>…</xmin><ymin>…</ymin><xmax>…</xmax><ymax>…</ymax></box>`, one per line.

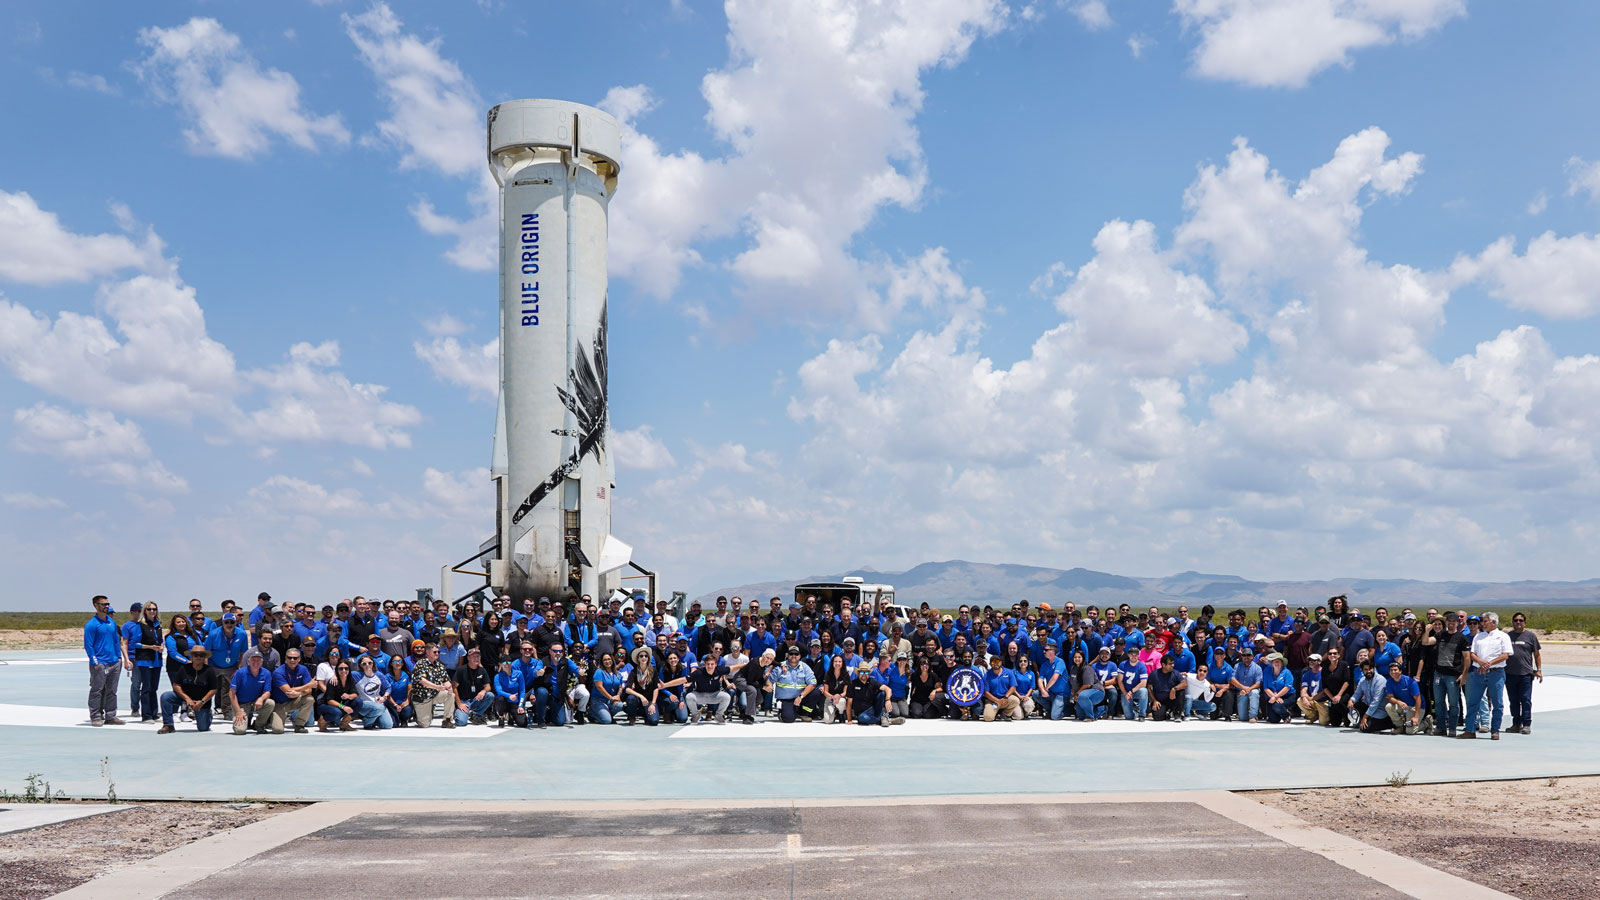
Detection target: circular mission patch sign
<box><xmin>945</xmin><ymin>667</ymin><xmax>984</xmax><ymax>707</ymax></box>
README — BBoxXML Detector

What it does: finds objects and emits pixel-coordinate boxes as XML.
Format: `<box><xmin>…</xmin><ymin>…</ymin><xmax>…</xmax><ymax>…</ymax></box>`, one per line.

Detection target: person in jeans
<box><xmin>1421</xmin><ymin>613</ymin><xmax>1468</xmax><ymax>736</ymax></box>
<box><xmin>125</xmin><ymin>602</ymin><xmax>164</xmax><ymax>723</ymax></box>
<box><xmin>1460</xmin><ymin>612</ymin><xmax>1512</xmax><ymax>740</ymax></box>
<box><xmin>1505</xmin><ymin>613</ymin><xmax>1542</xmax><ymax>735</ymax></box>
<box><xmin>1185</xmin><ymin>664</ymin><xmax>1217</xmax><ymax>719</ymax></box>
<box><xmin>685</xmin><ymin>653</ymin><xmax>732</xmax><ymax>724</ymax></box>
<box><xmin>1296</xmin><ymin>654</ymin><xmax>1323</xmax><ymax>721</ymax></box>
<box><xmin>1231</xmin><ymin>652</ymin><xmax>1264</xmax><ymax>723</ymax></box>
<box><xmin>159</xmin><ymin>647</ymin><xmax>216</xmax><ymax>733</ymax></box>
<box><xmin>83</xmin><ymin>595</ymin><xmax>127</xmax><ymax>727</ymax></box>
<box><xmin>1120</xmin><ymin>648</ymin><xmax>1150</xmax><ymax>720</ymax></box>
<box><xmin>205</xmin><ymin>613</ymin><xmax>249</xmax><ymax>719</ymax></box>
<box><xmin>1352</xmin><ymin>660</ymin><xmax>1391</xmax><ymax>733</ymax></box>
<box><xmin>352</xmin><ymin>656</ymin><xmax>394</xmax><ymax>729</ymax></box>
<box><xmin>492</xmin><ymin>659</ymin><xmax>525</xmax><ymax>727</ymax></box>
<box><xmin>848</xmin><ymin>662</ymin><xmax>889</xmax><ymax>726</ymax></box>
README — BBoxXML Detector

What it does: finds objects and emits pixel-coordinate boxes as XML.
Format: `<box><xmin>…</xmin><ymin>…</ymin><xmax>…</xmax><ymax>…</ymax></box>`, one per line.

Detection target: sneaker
<box><xmin>1490</xmin><ymin>732</ymin><xmax>1500</xmax><ymax>740</ymax></box>
<box><xmin>879</xmin><ymin>717</ymin><xmax>890</xmax><ymax>727</ymax></box>
<box><xmin>1520</xmin><ymin>725</ymin><xmax>1531</xmax><ymax>735</ymax></box>
<box><xmin>892</xmin><ymin>716</ymin><xmax>906</xmax><ymax>725</ymax></box>
<box><xmin>443</xmin><ymin>720</ymin><xmax>456</xmax><ymax>729</ymax></box>
<box><xmin>1447</xmin><ymin>728</ymin><xmax>1457</xmax><ymax>737</ymax></box>
<box><xmin>1478</xmin><ymin>724</ymin><xmax>1489</xmax><ymax>733</ymax></box>
<box><xmin>714</xmin><ymin>713</ymin><xmax>726</xmax><ymax>724</ymax></box>
<box><xmin>156</xmin><ymin>725</ymin><xmax>174</xmax><ymax>734</ymax></box>
<box><xmin>800</xmin><ymin>715</ymin><xmax>813</xmax><ymax>723</ymax></box>
<box><xmin>293</xmin><ymin>724</ymin><xmax>308</xmax><ymax>734</ymax></box>
<box><xmin>90</xmin><ymin>720</ymin><xmax>104</xmax><ymax>727</ymax></box>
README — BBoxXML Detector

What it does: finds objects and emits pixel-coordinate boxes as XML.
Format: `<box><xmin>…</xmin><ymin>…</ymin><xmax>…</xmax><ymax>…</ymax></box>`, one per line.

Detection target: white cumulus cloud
<box><xmin>613</xmin><ymin>426</ymin><xmax>677</xmax><ymax>470</ymax></box>
<box><xmin>12</xmin><ymin>403</ymin><xmax>188</xmax><ymax>493</ymax></box>
<box><xmin>134</xmin><ymin>17</ymin><xmax>349</xmax><ymax>158</ymax></box>
<box><xmin>1173</xmin><ymin>0</ymin><xmax>1466</xmax><ymax>88</ymax></box>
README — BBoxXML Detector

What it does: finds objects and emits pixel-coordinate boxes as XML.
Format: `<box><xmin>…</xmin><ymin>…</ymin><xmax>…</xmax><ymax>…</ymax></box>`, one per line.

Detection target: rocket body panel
<box><xmin>489</xmin><ymin>98</ymin><xmax>621</xmax><ymax>605</ymax></box>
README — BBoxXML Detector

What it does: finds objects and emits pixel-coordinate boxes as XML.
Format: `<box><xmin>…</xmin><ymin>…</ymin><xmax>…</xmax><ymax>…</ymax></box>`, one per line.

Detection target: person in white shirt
<box><xmin>1184</xmin><ymin>664</ymin><xmax>1217</xmax><ymax>719</ymax></box>
<box><xmin>1459</xmin><ymin>612</ymin><xmax>1512</xmax><ymax>740</ymax></box>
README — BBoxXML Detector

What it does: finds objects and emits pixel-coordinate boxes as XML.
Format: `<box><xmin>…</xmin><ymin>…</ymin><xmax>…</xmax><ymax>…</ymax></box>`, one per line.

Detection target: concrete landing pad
<box><xmin>117</xmin><ymin>798</ymin><xmax>1503</xmax><ymax>900</ymax></box>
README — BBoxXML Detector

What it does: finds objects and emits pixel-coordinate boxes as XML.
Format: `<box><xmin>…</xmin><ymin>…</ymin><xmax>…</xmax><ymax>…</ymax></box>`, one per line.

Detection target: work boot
<box><xmin>293</xmin><ymin>723</ymin><xmax>308</xmax><ymax>734</ymax></box>
<box><xmin>339</xmin><ymin>719</ymin><xmax>355</xmax><ymax>732</ymax></box>
<box><xmin>156</xmin><ymin>725</ymin><xmax>174</xmax><ymax>734</ymax></box>
<box><xmin>106</xmin><ymin>717</ymin><xmax>127</xmax><ymax>726</ymax></box>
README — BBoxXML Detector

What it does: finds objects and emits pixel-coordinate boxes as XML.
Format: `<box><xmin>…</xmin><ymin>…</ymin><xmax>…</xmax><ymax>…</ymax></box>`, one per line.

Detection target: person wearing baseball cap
<box><xmin>848</xmin><ymin>662</ymin><xmax>889</xmax><ymax>726</ymax></box>
<box><xmin>228</xmin><ymin>649</ymin><xmax>275</xmax><ymax>735</ymax></box>
<box><xmin>248</xmin><ymin>592</ymin><xmax>275</xmax><ymax>629</ymax></box>
<box><xmin>771</xmin><ymin>645</ymin><xmax>819</xmax><ymax>723</ymax></box>
<box><xmin>1296</xmin><ymin>654</ymin><xmax>1324</xmax><ymax>721</ymax></box>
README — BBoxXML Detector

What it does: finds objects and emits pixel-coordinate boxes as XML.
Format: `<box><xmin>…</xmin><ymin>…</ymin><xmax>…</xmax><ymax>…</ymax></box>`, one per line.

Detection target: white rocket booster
<box><xmin>486</xmin><ymin>99</ymin><xmax>631</xmax><ymax>604</ymax></box>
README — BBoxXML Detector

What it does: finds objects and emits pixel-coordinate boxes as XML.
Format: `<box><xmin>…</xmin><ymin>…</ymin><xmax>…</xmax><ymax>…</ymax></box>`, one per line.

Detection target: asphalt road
<box><xmin>170</xmin><ymin>802</ymin><xmax>1408</xmax><ymax>899</ymax></box>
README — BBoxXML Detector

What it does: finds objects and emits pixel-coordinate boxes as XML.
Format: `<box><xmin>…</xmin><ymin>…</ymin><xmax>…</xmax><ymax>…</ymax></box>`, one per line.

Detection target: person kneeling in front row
<box><xmin>159</xmin><ymin>647</ymin><xmax>217</xmax><ymax>733</ymax></box>
<box><xmin>229</xmin><ymin>650</ymin><xmax>276</xmax><ymax>735</ymax></box>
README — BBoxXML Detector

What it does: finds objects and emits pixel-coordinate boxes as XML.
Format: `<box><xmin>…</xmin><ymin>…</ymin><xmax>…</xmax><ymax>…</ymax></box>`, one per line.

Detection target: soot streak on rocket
<box><xmin>511</xmin><ymin>302</ymin><xmax>608</xmax><ymax>528</ymax></box>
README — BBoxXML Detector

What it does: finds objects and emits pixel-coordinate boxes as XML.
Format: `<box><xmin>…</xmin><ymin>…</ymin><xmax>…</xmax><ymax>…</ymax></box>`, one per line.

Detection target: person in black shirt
<box><xmin>477</xmin><ymin>612</ymin><xmax>506</xmax><ymax>671</ymax></box>
<box><xmin>909</xmin><ymin>657</ymin><xmax>946</xmax><ymax>719</ymax></box>
<box><xmin>159</xmin><ymin>647</ymin><xmax>217</xmax><ymax>733</ymax></box>
<box><xmin>1422</xmin><ymin>614</ymin><xmax>1468</xmax><ymax>736</ymax></box>
<box><xmin>846</xmin><ymin>664</ymin><xmax>887</xmax><ymax>726</ymax></box>
<box><xmin>1313</xmin><ymin>648</ymin><xmax>1353</xmax><ymax>727</ymax></box>
<box><xmin>684</xmin><ymin>655</ymin><xmax>731</xmax><ymax>724</ymax></box>
<box><xmin>454</xmin><ymin>649</ymin><xmax>493</xmax><ymax>724</ymax></box>
<box><xmin>821</xmin><ymin>655</ymin><xmax>851</xmax><ymax>723</ymax></box>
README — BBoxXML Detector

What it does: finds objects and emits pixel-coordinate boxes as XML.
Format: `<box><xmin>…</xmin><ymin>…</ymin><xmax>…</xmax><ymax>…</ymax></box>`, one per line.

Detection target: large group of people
<box><xmin>81</xmin><ymin>589</ymin><xmax>1545</xmax><ymax>740</ymax></box>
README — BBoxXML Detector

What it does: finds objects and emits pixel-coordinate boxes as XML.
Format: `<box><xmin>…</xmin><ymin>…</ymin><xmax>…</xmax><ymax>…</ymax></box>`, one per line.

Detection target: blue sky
<box><xmin>3</xmin><ymin>0</ymin><xmax>1600</xmax><ymax>611</ymax></box>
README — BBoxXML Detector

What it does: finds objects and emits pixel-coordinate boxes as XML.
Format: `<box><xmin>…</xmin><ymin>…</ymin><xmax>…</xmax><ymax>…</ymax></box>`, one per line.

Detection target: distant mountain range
<box><xmin>695</xmin><ymin>560</ymin><xmax>1600</xmax><ymax>611</ymax></box>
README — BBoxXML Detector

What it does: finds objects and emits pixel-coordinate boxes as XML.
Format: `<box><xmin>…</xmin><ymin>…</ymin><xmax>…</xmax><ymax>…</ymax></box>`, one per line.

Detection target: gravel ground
<box><xmin>0</xmin><ymin>801</ymin><xmax>297</xmax><ymax>900</ymax></box>
<box><xmin>1253</xmin><ymin>775</ymin><xmax>1600</xmax><ymax>900</ymax></box>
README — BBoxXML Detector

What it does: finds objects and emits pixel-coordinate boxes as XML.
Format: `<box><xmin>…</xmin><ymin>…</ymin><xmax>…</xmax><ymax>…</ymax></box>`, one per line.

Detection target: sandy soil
<box><xmin>0</xmin><ymin>801</ymin><xmax>295</xmax><ymax>900</ymax></box>
<box><xmin>1529</xmin><ymin>631</ymin><xmax>1600</xmax><ymax>666</ymax></box>
<box><xmin>0</xmin><ymin>629</ymin><xmax>79</xmax><ymax>651</ymax></box>
<box><xmin>1254</xmin><ymin>775</ymin><xmax>1600</xmax><ymax>900</ymax></box>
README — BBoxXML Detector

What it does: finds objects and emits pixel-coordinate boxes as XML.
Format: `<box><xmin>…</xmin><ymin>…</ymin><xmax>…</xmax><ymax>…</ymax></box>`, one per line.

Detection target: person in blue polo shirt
<box><xmin>269</xmin><ymin>648</ymin><xmax>317</xmax><ymax>733</ymax></box>
<box><xmin>1037</xmin><ymin>643</ymin><xmax>1070</xmax><ymax>720</ymax></box>
<box><xmin>1206</xmin><ymin>647</ymin><xmax>1235</xmax><ymax>720</ymax></box>
<box><xmin>1231</xmin><ymin>652</ymin><xmax>1264</xmax><ymax>723</ymax></box>
<box><xmin>1260</xmin><ymin>653</ymin><xmax>1296</xmax><ymax>723</ymax></box>
<box><xmin>229</xmin><ymin>650</ymin><xmax>276</xmax><ymax>735</ymax></box>
<box><xmin>982</xmin><ymin>656</ymin><xmax>1022</xmax><ymax>721</ymax></box>
<box><xmin>1383</xmin><ymin>661</ymin><xmax>1423</xmax><ymax>734</ymax></box>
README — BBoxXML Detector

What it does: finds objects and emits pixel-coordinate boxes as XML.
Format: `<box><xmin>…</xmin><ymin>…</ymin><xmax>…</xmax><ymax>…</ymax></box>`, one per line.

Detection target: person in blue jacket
<box><xmin>492</xmin><ymin>659</ymin><xmax>525</xmax><ymax>727</ymax></box>
<box><xmin>384</xmin><ymin>654</ymin><xmax>413</xmax><ymax>726</ymax></box>
<box><xmin>205</xmin><ymin>613</ymin><xmax>249</xmax><ymax>718</ymax></box>
<box><xmin>83</xmin><ymin>595</ymin><xmax>127</xmax><ymax>726</ymax></box>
